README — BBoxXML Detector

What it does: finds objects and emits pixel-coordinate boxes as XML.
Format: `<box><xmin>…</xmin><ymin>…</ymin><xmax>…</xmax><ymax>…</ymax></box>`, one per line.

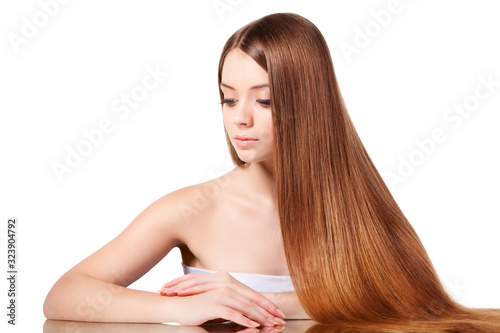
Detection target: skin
<box><xmin>176</xmin><ymin>48</ymin><xmax>282</xmax><ymax>276</ymax></box>
<box><xmin>43</xmin><ymin>48</ymin><xmax>311</xmax><ymax>328</ymax></box>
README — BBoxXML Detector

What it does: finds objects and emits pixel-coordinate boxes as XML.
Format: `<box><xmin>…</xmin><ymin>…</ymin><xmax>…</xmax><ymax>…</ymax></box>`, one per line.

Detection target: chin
<box><xmin>236</xmin><ymin>152</ymin><xmax>272</xmax><ymax>165</ymax></box>
<box><xmin>235</xmin><ymin>155</ymin><xmax>256</xmax><ymax>164</ymax></box>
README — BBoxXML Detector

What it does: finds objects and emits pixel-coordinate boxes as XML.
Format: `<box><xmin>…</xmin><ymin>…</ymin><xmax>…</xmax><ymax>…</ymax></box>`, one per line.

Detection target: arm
<box><xmin>44</xmin><ymin>274</ymin><xmax>181</xmax><ymax>322</ymax></box>
<box><xmin>43</xmin><ymin>188</ymin><xmax>188</xmax><ymax>323</ymax></box>
<box><xmin>261</xmin><ymin>291</ymin><xmax>312</xmax><ymax>320</ymax></box>
<box><xmin>43</xmin><ymin>185</ymin><xmax>282</xmax><ymax>327</ymax></box>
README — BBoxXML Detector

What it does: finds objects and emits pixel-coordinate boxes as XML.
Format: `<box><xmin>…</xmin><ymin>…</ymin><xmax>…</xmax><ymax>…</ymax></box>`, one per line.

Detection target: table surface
<box><xmin>43</xmin><ymin>319</ymin><xmax>344</xmax><ymax>333</ymax></box>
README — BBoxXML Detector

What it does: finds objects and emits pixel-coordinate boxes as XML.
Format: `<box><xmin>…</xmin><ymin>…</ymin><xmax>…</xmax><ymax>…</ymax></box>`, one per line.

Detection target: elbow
<box><xmin>43</xmin><ymin>286</ymin><xmax>60</xmax><ymax>320</ymax></box>
<box><xmin>43</xmin><ymin>275</ymin><xmax>72</xmax><ymax>320</ymax></box>
<box><xmin>43</xmin><ymin>293</ymin><xmax>55</xmax><ymax>319</ymax></box>
<box><xmin>43</xmin><ymin>274</ymin><xmax>97</xmax><ymax>322</ymax></box>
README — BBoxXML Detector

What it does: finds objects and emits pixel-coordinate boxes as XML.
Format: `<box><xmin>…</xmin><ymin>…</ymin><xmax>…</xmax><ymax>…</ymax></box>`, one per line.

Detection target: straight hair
<box><xmin>218</xmin><ymin>12</ymin><xmax>500</xmax><ymax>332</ymax></box>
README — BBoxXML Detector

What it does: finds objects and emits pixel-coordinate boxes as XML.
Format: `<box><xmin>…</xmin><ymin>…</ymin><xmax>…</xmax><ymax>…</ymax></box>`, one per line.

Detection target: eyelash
<box><xmin>220</xmin><ymin>99</ymin><xmax>271</xmax><ymax>107</ymax></box>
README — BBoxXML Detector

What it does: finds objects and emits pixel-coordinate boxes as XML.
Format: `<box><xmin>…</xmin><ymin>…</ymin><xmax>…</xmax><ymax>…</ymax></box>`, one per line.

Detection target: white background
<box><xmin>1</xmin><ymin>0</ymin><xmax>499</xmax><ymax>331</ymax></box>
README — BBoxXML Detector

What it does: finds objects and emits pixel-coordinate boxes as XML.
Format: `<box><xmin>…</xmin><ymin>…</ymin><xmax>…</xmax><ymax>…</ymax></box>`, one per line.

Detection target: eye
<box><xmin>257</xmin><ymin>99</ymin><xmax>271</xmax><ymax>107</ymax></box>
<box><xmin>220</xmin><ymin>98</ymin><xmax>237</xmax><ymax>106</ymax></box>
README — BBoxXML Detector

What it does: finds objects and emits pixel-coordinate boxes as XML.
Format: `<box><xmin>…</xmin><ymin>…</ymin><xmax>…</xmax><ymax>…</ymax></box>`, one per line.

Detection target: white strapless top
<box><xmin>181</xmin><ymin>262</ymin><xmax>295</xmax><ymax>293</ymax></box>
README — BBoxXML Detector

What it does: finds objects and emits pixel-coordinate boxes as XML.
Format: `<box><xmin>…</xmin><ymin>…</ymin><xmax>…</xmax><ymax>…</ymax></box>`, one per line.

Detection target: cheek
<box><xmin>258</xmin><ymin>120</ymin><xmax>274</xmax><ymax>144</ymax></box>
<box><xmin>222</xmin><ymin>111</ymin><xmax>232</xmax><ymax>130</ymax></box>
<box><xmin>261</xmin><ymin>128</ymin><xmax>273</xmax><ymax>144</ymax></box>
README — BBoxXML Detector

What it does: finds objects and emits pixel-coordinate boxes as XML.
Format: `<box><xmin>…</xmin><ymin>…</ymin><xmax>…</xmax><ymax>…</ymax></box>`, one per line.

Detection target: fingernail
<box><xmin>276</xmin><ymin>309</ymin><xmax>285</xmax><ymax>318</ymax></box>
<box><xmin>267</xmin><ymin>317</ymin><xmax>277</xmax><ymax>326</ymax></box>
<box><xmin>248</xmin><ymin>320</ymin><xmax>260</xmax><ymax>327</ymax></box>
<box><xmin>275</xmin><ymin>317</ymin><xmax>286</xmax><ymax>325</ymax></box>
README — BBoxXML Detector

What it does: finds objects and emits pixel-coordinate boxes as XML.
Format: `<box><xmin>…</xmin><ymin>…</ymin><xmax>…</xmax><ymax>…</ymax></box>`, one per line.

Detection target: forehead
<box><xmin>221</xmin><ymin>48</ymin><xmax>268</xmax><ymax>90</ymax></box>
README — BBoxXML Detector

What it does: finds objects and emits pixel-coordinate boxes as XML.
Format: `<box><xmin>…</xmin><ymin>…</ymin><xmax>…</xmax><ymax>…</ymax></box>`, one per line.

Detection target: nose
<box><xmin>233</xmin><ymin>99</ymin><xmax>253</xmax><ymax>126</ymax></box>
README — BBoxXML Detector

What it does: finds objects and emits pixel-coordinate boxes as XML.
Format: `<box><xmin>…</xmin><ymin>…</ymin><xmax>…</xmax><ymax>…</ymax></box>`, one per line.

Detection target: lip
<box><xmin>234</xmin><ymin>135</ymin><xmax>258</xmax><ymax>141</ymax></box>
<box><xmin>234</xmin><ymin>135</ymin><xmax>258</xmax><ymax>147</ymax></box>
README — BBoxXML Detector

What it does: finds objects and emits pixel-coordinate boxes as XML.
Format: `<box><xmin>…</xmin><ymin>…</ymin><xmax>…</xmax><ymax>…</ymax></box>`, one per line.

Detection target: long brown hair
<box><xmin>218</xmin><ymin>13</ymin><xmax>500</xmax><ymax>332</ymax></box>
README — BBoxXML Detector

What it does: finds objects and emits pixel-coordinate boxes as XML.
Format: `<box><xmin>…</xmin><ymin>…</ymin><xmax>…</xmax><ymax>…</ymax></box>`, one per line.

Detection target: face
<box><xmin>220</xmin><ymin>48</ymin><xmax>274</xmax><ymax>165</ymax></box>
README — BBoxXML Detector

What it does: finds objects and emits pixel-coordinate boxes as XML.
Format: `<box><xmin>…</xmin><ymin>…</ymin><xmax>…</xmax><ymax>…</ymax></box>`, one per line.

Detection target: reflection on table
<box><xmin>43</xmin><ymin>319</ymin><xmax>402</xmax><ymax>333</ymax></box>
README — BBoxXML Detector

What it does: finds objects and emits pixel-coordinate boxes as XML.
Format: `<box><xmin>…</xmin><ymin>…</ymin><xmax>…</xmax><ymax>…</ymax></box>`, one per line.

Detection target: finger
<box><xmin>222</xmin><ymin>284</ymin><xmax>285</xmax><ymax>319</ymax></box>
<box><xmin>160</xmin><ymin>280</ymin><xmax>213</xmax><ymax>296</ymax></box>
<box><xmin>160</xmin><ymin>272</ymin><xmax>228</xmax><ymax>293</ymax></box>
<box><xmin>166</xmin><ymin>279</ymin><xmax>249</xmax><ymax>297</ymax></box>
<box><xmin>173</xmin><ymin>279</ymin><xmax>285</xmax><ymax>321</ymax></box>
<box><xmin>209</xmin><ymin>273</ymin><xmax>286</xmax><ymax>319</ymax></box>
<box><xmin>237</xmin><ymin>327</ymin><xmax>263</xmax><ymax>333</ymax></box>
<box><xmin>210</xmin><ymin>284</ymin><xmax>283</xmax><ymax>323</ymax></box>
<box><xmin>217</xmin><ymin>285</ymin><xmax>282</xmax><ymax>324</ymax></box>
<box><xmin>258</xmin><ymin>327</ymin><xmax>285</xmax><ymax>333</ymax></box>
<box><xmin>160</xmin><ymin>288</ymin><xmax>201</xmax><ymax>296</ymax></box>
<box><xmin>218</xmin><ymin>289</ymin><xmax>281</xmax><ymax>327</ymax></box>
<box><xmin>214</xmin><ymin>306</ymin><xmax>262</xmax><ymax>328</ymax></box>
<box><xmin>161</xmin><ymin>274</ymin><xmax>197</xmax><ymax>289</ymax></box>
<box><xmin>172</xmin><ymin>279</ymin><xmax>229</xmax><ymax>295</ymax></box>
<box><xmin>162</xmin><ymin>280</ymin><xmax>286</xmax><ymax>323</ymax></box>
<box><xmin>159</xmin><ymin>289</ymin><xmax>179</xmax><ymax>296</ymax></box>
<box><xmin>160</xmin><ymin>272</ymin><xmax>222</xmax><ymax>291</ymax></box>
<box><xmin>160</xmin><ymin>277</ymin><xmax>222</xmax><ymax>296</ymax></box>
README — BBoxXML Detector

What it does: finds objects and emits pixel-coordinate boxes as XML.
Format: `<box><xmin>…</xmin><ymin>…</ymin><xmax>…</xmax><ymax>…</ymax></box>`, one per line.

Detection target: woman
<box><xmin>44</xmin><ymin>13</ymin><xmax>500</xmax><ymax>331</ymax></box>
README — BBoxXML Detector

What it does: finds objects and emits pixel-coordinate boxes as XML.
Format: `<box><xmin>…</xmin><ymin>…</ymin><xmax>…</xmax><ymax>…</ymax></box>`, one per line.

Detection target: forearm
<box><xmin>261</xmin><ymin>291</ymin><xmax>312</xmax><ymax>320</ymax></box>
<box><xmin>44</xmin><ymin>274</ymin><xmax>179</xmax><ymax>323</ymax></box>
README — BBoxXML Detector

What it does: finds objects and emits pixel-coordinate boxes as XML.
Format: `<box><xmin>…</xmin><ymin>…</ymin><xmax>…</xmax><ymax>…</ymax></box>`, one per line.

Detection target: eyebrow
<box><xmin>220</xmin><ymin>82</ymin><xmax>269</xmax><ymax>90</ymax></box>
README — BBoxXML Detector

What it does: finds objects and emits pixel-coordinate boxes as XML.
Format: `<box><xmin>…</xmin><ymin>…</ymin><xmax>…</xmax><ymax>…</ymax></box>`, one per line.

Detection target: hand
<box><xmin>158</xmin><ymin>271</ymin><xmax>286</xmax><ymax>327</ymax></box>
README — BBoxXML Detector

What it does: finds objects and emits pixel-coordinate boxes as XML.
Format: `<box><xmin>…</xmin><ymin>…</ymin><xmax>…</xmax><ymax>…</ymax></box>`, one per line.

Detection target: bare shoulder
<box><xmin>174</xmin><ymin>167</ymin><xmax>241</xmax><ymax>216</ymax></box>
<box><xmin>169</xmin><ymin>165</ymin><xmax>247</xmax><ymax>238</ymax></box>
<box><xmin>149</xmin><ymin>166</ymin><xmax>237</xmax><ymax>220</ymax></box>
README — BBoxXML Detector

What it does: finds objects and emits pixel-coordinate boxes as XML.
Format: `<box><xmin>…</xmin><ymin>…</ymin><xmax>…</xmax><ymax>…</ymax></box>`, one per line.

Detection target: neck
<box><xmin>244</xmin><ymin>160</ymin><xmax>276</xmax><ymax>207</ymax></box>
